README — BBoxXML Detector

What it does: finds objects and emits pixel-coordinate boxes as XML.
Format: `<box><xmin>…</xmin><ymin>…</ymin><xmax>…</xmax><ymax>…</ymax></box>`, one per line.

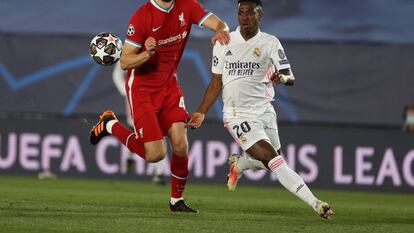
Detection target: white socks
<box><xmin>268</xmin><ymin>156</ymin><xmax>318</xmax><ymax>208</ymax></box>
<box><xmin>106</xmin><ymin>119</ymin><xmax>117</xmax><ymax>134</ymax></box>
<box><xmin>236</xmin><ymin>154</ymin><xmax>319</xmax><ymax>209</ymax></box>
<box><xmin>170</xmin><ymin>197</ymin><xmax>184</xmax><ymax>205</ymax></box>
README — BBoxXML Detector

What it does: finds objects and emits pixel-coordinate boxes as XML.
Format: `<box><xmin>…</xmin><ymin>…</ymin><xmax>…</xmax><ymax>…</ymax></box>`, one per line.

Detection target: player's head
<box><xmin>237</xmin><ymin>0</ymin><xmax>263</xmax><ymax>34</ymax></box>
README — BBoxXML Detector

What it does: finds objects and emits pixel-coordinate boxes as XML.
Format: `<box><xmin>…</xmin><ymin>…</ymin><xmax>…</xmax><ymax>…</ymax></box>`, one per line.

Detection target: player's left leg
<box><xmin>267</xmin><ymin>111</ymin><xmax>333</xmax><ymax>219</ymax></box>
<box><xmin>160</xmin><ymin>79</ymin><xmax>196</xmax><ymax>213</ymax></box>
<box><xmin>166</xmin><ymin>121</ymin><xmax>197</xmax><ymax>213</ymax></box>
<box><xmin>247</xmin><ymin>140</ymin><xmax>333</xmax><ymax>219</ymax></box>
<box><xmin>152</xmin><ymin>141</ymin><xmax>167</xmax><ymax>185</ymax></box>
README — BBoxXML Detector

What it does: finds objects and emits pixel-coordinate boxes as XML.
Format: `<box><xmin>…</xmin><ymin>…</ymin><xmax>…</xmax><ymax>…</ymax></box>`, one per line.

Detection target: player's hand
<box><xmin>144</xmin><ymin>37</ymin><xmax>156</xmax><ymax>56</ymax></box>
<box><xmin>187</xmin><ymin>112</ymin><xmax>205</xmax><ymax>129</ymax></box>
<box><xmin>270</xmin><ymin>72</ymin><xmax>283</xmax><ymax>85</ymax></box>
<box><xmin>271</xmin><ymin>72</ymin><xmax>295</xmax><ymax>86</ymax></box>
<box><xmin>211</xmin><ymin>30</ymin><xmax>230</xmax><ymax>45</ymax></box>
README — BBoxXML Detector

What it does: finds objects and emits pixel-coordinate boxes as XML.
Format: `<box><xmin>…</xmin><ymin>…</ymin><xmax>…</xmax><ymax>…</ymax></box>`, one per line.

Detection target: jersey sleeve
<box><xmin>211</xmin><ymin>43</ymin><xmax>225</xmax><ymax>75</ymax></box>
<box><xmin>189</xmin><ymin>0</ymin><xmax>212</xmax><ymax>27</ymax></box>
<box><xmin>124</xmin><ymin>11</ymin><xmax>146</xmax><ymax>48</ymax></box>
<box><xmin>269</xmin><ymin>37</ymin><xmax>291</xmax><ymax>71</ymax></box>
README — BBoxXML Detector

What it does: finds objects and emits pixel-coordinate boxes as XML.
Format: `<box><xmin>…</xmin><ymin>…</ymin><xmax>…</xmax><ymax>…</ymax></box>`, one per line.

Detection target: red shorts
<box><xmin>126</xmin><ymin>77</ymin><xmax>189</xmax><ymax>143</ymax></box>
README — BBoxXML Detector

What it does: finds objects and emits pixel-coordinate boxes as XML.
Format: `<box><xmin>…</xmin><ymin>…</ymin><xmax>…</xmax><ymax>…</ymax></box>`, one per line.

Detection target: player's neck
<box><xmin>240</xmin><ymin>29</ymin><xmax>259</xmax><ymax>41</ymax></box>
<box><xmin>155</xmin><ymin>0</ymin><xmax>174</xmax><ymax>9</ymax></box>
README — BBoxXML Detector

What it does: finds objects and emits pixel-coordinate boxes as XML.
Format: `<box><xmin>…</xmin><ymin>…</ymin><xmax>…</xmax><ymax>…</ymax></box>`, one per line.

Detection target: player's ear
<box><xmin>257</xmin><ymin>6</ymin><xmax>263</xmax><ymax>20</ymax></box>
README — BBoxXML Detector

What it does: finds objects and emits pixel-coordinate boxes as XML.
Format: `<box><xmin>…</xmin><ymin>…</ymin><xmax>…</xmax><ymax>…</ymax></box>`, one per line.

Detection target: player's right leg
<box><xmin>227</xmin><ymin>153</ymin><xmax>242</xmax><ymax>191</ymax></box>
<box><xmin>224</xmin><ymin>118</ymin><xmax>269</xmax><ymax>191</ymax></box>
<box><xmin>226</xmin><ymin>153</ymin><xmax>268</xmax><ymax>191</ymax></box>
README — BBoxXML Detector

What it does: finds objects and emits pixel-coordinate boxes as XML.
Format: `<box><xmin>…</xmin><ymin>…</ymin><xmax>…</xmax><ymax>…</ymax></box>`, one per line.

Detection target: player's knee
<box><xmin>171</xmin><ymin>141</ymin><xmax>188</xmax><ymax>156</ymax></box>
<box><xmin>146</xmin><ymin>152</ymin><xmax>166</xmax><ymax>163</ymax></box>
<box><xmin>145</xmin><ymin>147</ymin><xmax>167</xmax><ymax>163</ymax></box>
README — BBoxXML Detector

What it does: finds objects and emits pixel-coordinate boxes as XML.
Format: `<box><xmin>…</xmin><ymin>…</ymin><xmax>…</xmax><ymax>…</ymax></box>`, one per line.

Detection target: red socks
<box><xmin>112</xmin><ymin>122</ymin><xmax>189</xmax><ymax>199</ymax></box>
<box><xmin>170</xmin><ymin>154</ymin><xmax>189</xmax><ymax>198</ymax></box>
<box><xmin>111</xmin><ymin>122</ymin><xmax>146</xmax><ymax>159</ymax></box>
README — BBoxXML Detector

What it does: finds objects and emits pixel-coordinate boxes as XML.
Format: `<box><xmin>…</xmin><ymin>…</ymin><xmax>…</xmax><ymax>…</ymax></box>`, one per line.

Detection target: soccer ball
<box><xmin>89</xmin><ymin>32</ymin><xmax>123</xmax><ymax>66</ymax></box>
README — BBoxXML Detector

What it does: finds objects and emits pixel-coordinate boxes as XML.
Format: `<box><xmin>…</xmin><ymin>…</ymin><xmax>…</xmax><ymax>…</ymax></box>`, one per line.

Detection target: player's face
<box><xmin>238</xmin><ymin>2</ymin><xmax>261</xmax><ymax>34</ymax></box>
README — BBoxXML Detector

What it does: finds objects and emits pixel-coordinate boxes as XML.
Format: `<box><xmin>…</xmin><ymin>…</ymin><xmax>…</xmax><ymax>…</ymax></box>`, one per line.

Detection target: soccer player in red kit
<box><xmin>89</xmin><ymin>0</ymin><xmax>230</xmax><ymax>213</ymax></box>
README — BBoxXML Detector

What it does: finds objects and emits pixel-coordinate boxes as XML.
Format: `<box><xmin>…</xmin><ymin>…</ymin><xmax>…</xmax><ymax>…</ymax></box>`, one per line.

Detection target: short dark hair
<box><xmin>238</xmin><ymin>0</ymin><xmax>263</xmax><ymax>7</ymax></box>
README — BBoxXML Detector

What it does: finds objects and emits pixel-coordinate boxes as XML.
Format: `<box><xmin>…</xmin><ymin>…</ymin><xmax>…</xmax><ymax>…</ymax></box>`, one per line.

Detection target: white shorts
<box><xmin>223</xmin><ymin>106</ymin><xmax>281</xmax><ymax>152</ymax></box>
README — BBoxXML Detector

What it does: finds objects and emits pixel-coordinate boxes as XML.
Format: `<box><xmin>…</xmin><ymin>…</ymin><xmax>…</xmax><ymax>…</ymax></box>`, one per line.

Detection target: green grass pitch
<box><xmin>0</xmin><ymin>175</ymin><xmax>413</xmax><ymax>233</ymax></box>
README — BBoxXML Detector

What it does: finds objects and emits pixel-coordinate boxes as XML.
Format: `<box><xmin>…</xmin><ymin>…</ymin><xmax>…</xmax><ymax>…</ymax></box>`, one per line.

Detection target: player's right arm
<box><xmin>188</xmin><ymin>73</ymin><xmax>223</xmax><ymax>129</ymax></box>
<box><xmin>197</xmin><ymin>73</ymin><xmax>223</xmax><ymax>115</ymax></box>
<box><xmin>188</xmin><ymin>41</ymin><xmax>226</xmax><ymax>128</ymax></box>
<box><xmin>120</xmin><ymin>37</ymin><xmax>156</xmax><ymax>70</ymax></box>
<box><xmin>120</xmin><ymin>10</ymin><xmax>155</xmax><ymax>70</ymax></box>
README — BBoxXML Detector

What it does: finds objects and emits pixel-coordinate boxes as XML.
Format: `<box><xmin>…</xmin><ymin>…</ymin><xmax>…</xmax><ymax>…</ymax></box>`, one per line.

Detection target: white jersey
<box><xmin>212</xmin><ymin>27</ymin><xmax>291</xmax><ymax>118</ymax></box>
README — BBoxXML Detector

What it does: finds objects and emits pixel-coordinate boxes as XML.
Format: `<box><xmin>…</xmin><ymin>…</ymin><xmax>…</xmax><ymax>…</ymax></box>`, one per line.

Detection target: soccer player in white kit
<box><xmin>188</xmin><ymin>0</ymin><xmax>334</xmax><ymax>220</ymax></box>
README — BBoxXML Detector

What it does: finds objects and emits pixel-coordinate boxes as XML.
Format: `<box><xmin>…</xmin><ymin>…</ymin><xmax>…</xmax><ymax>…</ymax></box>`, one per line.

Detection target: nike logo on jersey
<box><xmin>152</xmin><ymin>26</ymin><xmax>162</xmax><ymax>32</ymax></box>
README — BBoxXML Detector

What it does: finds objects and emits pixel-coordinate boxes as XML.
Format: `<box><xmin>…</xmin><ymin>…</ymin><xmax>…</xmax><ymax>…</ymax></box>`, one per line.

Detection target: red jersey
<box><xmin>125</xmin><ymin>0</ymin><xmax>210</xmax><ymax>88</ymax></box>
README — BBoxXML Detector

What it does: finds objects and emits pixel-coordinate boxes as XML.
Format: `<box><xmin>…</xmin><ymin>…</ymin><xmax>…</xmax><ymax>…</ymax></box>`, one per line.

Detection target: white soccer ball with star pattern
<box><xmin>89</xmin><ymin>32</ymin><xmax>123</xmax><ymax>66</ymax></box>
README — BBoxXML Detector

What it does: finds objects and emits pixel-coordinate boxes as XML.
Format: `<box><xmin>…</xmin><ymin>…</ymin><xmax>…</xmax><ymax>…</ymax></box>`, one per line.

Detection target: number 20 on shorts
<box><xmin>232</xmin><ymin>121</ymin><xmax>251</xmax><ymax>138</ymax></box>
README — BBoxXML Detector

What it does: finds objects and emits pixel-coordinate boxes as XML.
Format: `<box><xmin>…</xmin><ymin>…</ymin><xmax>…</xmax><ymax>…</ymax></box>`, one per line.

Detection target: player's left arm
<box><xmin>189</xmin><ymin>0</ymin><xmax>229</xmax><ymax>45</ymax></box>
<box><xmin>271</xmin><ymin>68</ymin><xmax>295</xmax><ymax>86</ymax></box>
<box><xmin>201</xmin><ymin>14</ymin><xmax>230</xmax><ymax>45</ymax></box>
<box><xmin>269</xmin><ymin>37</ymin><xmax>295</xmax><ymax>86</ymax></box>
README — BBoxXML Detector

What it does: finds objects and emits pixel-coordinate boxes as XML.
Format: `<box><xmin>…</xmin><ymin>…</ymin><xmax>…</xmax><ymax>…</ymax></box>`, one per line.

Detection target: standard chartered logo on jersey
<box><xmin>158</xmin><ymin>31</ymin><xmax>187</xmax><ymax>46</ymax></box>
<box><xmin>225</xmin><ymin>61</ymin><xmax>260</xmax><ymax>76</ymax></box>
